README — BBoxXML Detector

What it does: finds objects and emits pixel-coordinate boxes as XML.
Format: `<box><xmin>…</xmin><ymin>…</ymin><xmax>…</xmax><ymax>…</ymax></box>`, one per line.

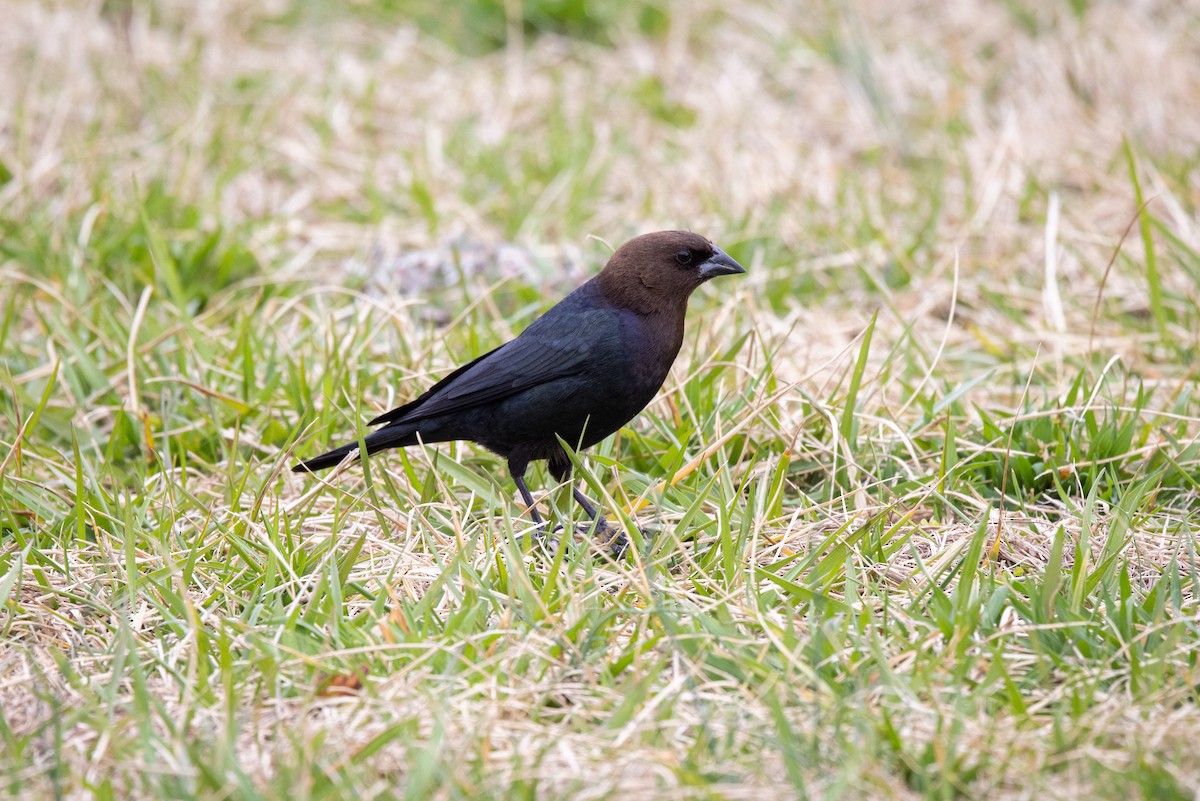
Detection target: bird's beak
<box><xmin>698</xmin><ymin>246</ymin><xmax>746</xmax><ymax>280</ymax></box>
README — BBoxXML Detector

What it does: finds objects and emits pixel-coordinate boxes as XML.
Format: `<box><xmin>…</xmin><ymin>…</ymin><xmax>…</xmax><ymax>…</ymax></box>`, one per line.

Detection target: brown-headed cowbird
<box><xmin>293</xmin><ymin>230</ymin><xmax>745</xmax><ymax>549</ymax></box>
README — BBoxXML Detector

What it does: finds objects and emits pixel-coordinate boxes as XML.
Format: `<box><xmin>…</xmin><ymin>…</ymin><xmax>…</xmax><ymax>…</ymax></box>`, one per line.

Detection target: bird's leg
<box><xmin>570</xmin><ymin>485</ymin><xmax>629</xmax><ymax>558</ymax></box>
<box><xmin>510</xmin><ymin>451</ymin><xmax>567</xmax><ymax>551</ymax></box>
<box><xmin>547</xmin><ymin>449</ymin><xmax>628</xmax><ymax>557</ymax></box>
<box><xmin>571</xmin><ymin>486</ymin><xmax>599</xmax><ymax>520</ymax></box>
<box><xmin>512</xmin><ymin>474</ymin><xmax>545</xmax><ymax>528</ymax></box>
<box><xmin>513</xmin><ymin>473</ymin><xmax>566</xmax><ymax>552</ymax></box>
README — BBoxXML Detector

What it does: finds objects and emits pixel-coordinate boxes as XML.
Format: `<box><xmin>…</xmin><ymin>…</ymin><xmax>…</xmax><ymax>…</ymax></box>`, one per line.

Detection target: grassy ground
<box><xmin>3</xmin><ymin>0</ymin><xmax>1200</xmax><ymax>798</ymax></box>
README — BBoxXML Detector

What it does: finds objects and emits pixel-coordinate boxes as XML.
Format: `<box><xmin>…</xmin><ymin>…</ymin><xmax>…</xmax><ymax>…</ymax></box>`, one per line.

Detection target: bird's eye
<box><xmin>675</xmin><ymin>250</ymin><xmax>693</xmax><ymax>266</ymax></box>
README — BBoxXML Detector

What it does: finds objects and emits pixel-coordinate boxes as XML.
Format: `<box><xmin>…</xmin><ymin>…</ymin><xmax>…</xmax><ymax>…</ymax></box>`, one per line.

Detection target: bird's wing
<box><xmin>366</xmin><ymin>345</ymin><xmax>502</xmax><ymax>426</ymax></box>
<box><xmin>367</xmin><ymin>318</ymin><xmax>604</xmax><ymax>427</ymax></box>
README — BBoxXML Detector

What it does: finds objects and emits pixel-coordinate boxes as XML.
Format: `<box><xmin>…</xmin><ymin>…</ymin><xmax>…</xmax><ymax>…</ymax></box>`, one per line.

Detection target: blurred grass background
<box><xmin>2</xmin><ymin>0</ymin><xmax>1200</xmax><ymax>798</ymax></box>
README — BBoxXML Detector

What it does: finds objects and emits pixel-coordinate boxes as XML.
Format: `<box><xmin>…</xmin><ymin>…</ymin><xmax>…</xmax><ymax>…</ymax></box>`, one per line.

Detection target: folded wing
<box><xmin>367</xmin><ymin>325</ymin><xmax>596</xmax><ymax>428</ymax></box>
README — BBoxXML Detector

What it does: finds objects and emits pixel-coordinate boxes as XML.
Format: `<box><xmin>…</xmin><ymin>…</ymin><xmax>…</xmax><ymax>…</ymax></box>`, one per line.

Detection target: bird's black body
<box><xmin>294</xmin><ymin>231</ymin><xmax>745</xmax><ymax>544</ymax></box>
<box><xmin>296</xmin><ymin>280</ymin><xmax>675</xmax><ymax>477</ymax></box>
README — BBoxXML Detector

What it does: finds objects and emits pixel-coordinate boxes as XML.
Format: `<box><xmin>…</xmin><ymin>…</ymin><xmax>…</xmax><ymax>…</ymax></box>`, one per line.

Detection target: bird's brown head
<box><xmin>597</xmin><ymin>230</ymin><xmax>746</xmax><ymax>315</ymax></box>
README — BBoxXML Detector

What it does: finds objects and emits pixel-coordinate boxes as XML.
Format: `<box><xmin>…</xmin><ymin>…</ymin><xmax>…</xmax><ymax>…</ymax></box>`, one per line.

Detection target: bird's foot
<box><xmin>523</xmin><ymin>518</ymin><xmax>637</xmax><ymax>559</ymax></box>
<box><xmin>526</xmin><ymin>522</ymin><xmax>564</xmax><ymax>555</ymax></box>
<box><xmin>588</xmin><ymin>517</ymin><xmax>632</xmax><ymax>559</ymax></box>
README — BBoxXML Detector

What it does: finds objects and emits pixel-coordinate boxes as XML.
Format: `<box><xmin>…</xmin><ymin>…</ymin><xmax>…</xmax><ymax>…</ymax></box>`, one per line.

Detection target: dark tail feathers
<box><xmin>291</xmin><ymin>424</ymin><xmax>420</xmax><ymax>473</ymax></box>
<box><xmin>291</xmin><ymin>441</ymin><xmax>359</xmax><ymax>473</ymax></box>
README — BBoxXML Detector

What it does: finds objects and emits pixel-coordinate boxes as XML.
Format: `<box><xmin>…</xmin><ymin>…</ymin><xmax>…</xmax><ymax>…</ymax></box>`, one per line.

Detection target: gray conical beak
<box><xmin>698</xmin><ymin>246</ymin><xmax>746</xmax><ymax>280</ymax></box>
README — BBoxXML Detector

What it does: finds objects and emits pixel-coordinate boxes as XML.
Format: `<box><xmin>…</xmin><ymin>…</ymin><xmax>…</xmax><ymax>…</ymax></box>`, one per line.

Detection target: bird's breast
<box><xmin>620</xmin><ymin>310</ymin><xmax>685</xmax><ymax>388</ymax></box>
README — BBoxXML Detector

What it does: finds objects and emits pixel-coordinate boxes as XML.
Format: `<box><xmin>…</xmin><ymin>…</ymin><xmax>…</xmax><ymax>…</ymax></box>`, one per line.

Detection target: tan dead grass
<box><xmin>4</xmin><ymin>0</ymin><xmax>1200</xmax><ymax>797</ymax></box>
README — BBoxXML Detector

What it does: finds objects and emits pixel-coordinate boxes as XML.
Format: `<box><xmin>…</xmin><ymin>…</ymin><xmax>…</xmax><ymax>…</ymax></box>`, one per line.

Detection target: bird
<box><xmin>293</xmin><ymin>230</ymin><xmax>745</xmax><ymax>551</ymax></box>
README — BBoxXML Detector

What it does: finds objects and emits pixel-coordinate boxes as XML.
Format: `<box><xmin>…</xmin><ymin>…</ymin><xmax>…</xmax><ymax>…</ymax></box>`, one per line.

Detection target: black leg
<box><xmin>571</xmin><ymin>486</ymin><xmax>600</xmax><ymax>520</ymax></box>
<box><xmin>512</xmin><ymin>474</ymin><xmax>545</xmax><ymax>527</ymax></box>
<box><xmin>508</xmin><ymin>452</ymin><xmax>545</xmax><ymax>527</ymax></box>
<box><xmin>569</xmin><ymin>485</ymin><xmax>630</xmax><ymax>558</ymax></box>
<box><xmin>514</xmin><ymin>448</ymin><xmax>630</xmax><ymax>558</ymax></box>
<box><xmin>549</xmin><ymin>445</ymin><xmax>598</xmax><ymax>521</ymax></box>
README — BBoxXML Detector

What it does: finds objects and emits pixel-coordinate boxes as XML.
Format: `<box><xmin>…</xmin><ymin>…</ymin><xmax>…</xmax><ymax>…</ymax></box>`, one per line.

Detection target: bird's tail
<box><xmin>291</xmin><ymin>424</ymin><xmax>421</xmax><ymax>473</ymax></box>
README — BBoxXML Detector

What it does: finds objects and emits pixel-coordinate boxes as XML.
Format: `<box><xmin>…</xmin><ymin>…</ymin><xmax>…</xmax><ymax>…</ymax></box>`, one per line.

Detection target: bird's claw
<box><xmin>522</xmin><ymin>517</ymin><xmax>633</xmax><ymax>559</ymax></box>
<box><xmin>526</xmin><ymin>522</ymin><xmax>565</xmax><ymax>554</ymax></box>
<box><xmin>589</xmin><ymin>517</ymin><xmax>632</xmax><ymax>559</ymax></box>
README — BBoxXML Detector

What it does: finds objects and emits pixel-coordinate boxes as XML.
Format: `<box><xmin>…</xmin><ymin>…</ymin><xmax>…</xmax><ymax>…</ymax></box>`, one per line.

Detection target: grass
<box><xmin>3</xmin><ymin>0</ymin><xmax>1200</xmax><ymax>798</ymax></box>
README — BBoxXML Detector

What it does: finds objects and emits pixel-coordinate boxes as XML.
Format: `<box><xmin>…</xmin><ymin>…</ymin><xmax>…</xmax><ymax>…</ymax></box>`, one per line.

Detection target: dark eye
<box><xmin>675</xmin><ymin>249</ymin><xmax>693</xmax><ymax>266</ymax></box>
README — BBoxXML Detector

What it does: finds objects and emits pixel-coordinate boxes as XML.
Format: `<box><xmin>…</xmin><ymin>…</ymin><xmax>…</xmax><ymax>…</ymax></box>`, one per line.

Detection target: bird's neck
<box><xmin>635</xmin><ymin>302</ymin><xmax>687</xmax><ymax>380</ymax></box>
<box><xmin>595</xmin><ymin>272</ymin><xmax>688</xmax><ymax>318</ymax></box>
